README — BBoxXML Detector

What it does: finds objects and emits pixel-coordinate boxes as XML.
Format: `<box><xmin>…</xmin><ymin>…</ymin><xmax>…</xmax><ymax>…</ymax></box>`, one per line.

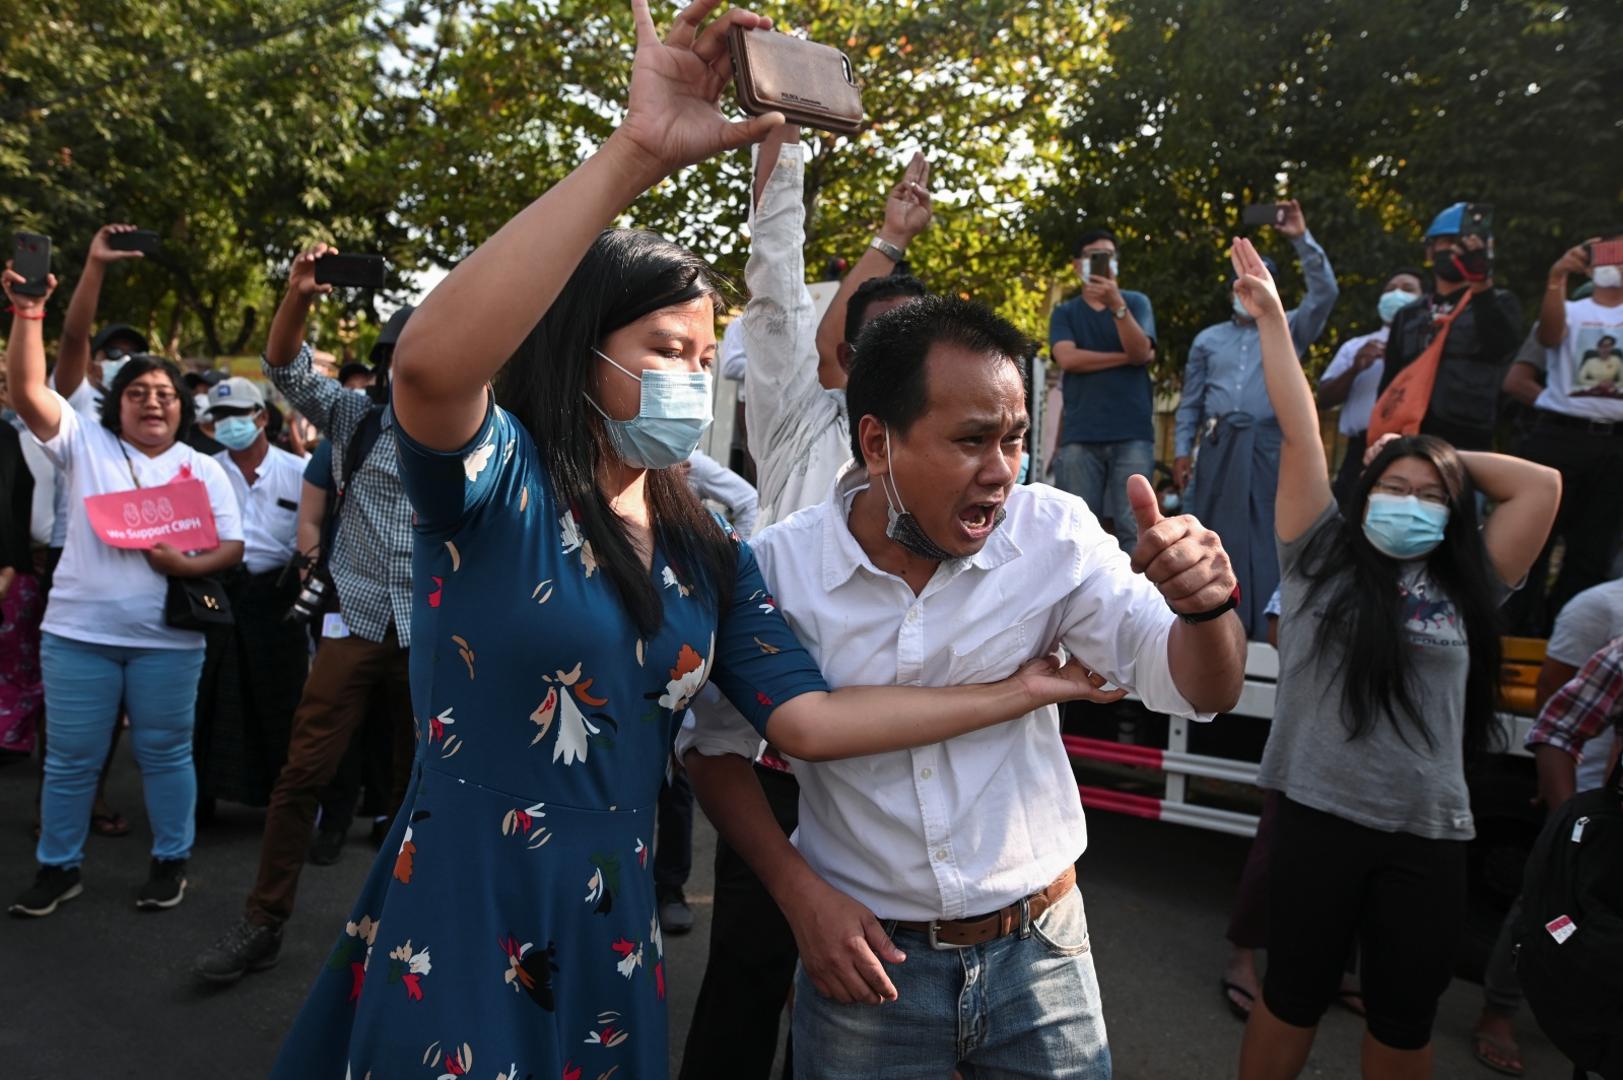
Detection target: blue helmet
<box><xmin>1425</xmin><ymin>202</ymin><xmax>1468</xmax><ymax>239</ymax></box>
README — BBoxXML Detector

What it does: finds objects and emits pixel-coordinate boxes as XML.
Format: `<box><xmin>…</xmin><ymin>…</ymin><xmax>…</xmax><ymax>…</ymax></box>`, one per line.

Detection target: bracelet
<box><xmin>870</xmin><ymin>235</ymin><xmax>906</xmax><ymax>263</ymax></box>
<box><xmin>1179</xmin><ymin>585</ymin><xmax>1241</xmax><ymax>625</ymax></box>
<box><xmin>6</xmin><ymin>306</ymin><xmax>44</xmax><ymax>321</ymax></box>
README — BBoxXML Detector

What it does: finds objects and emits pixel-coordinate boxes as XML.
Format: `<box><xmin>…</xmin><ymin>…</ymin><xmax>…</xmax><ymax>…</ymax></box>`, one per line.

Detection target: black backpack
<box><xmin>1515</xmin><ymin>760</ymin><xmax>1623</xmax><ymax>1080</ymax></box>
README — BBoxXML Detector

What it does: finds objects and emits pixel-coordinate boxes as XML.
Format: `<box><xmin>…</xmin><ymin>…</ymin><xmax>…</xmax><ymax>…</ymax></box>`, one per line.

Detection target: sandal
<box><xmin>1221</xmin><ymin>979</ymin><xmax>1255</xmax><ymax>1021</ymax></box>
<box><xmin>90</xmin><ymin>810</ymin><xmax>131</xmax><ymax>838</ymax></box>
<box><xmin>1472</xmin><ymin>1031</ymin><xmax>1525</xmax><ymax>1077</ymax></box>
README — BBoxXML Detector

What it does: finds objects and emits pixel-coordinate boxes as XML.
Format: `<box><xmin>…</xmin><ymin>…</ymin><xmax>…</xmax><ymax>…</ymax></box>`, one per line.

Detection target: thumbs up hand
<box><xmin>1125</xmin><ymin>473</ymin><xmax>1237</xmax><ymax>616</ymax></box>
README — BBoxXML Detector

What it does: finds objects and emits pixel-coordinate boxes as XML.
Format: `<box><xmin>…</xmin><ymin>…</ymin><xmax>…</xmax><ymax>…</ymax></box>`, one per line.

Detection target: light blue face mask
<box><xmin>1363</xmin><ymin>492</ymin><xmax>1450</xmax><ymax>561</ymax></box>
<box><xmin>585</xmin><ymin>348</ymin><xmax>713</xmax><ymax>470</ymax></box>
<box><xmin>1232</xmin><ymin>294</ymin><xmax>1253</xmax><ymax>321</ymax></box>
<box><xmin>1378</xmin><ymin>289</ymin><xmax>1420</xmax><ymax>325</ymax></box>
<box><xmin>213</xmin><ymin>414</ymin><xmax>261</xmax><ymax>451</ymax></box>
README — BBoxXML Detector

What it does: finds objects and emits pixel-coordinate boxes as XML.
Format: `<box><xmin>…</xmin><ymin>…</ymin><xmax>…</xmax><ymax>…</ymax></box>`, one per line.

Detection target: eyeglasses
<box><xmin>1372</xmin><ymin>480</ymin><xmax>1448</xmax><ymax>506</ymax></box>
<box><xmin>123</xmin><ymin>387</ymin><xmax>179</xmax><ymax>406</ymax></box>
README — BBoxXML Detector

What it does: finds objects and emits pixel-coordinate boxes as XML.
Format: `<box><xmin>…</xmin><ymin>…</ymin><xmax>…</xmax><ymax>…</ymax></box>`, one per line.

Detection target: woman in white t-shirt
<box><xmin>2</xmin><ymin>267</ymin><xmax>244</xmax><ymax>919</ymax></box>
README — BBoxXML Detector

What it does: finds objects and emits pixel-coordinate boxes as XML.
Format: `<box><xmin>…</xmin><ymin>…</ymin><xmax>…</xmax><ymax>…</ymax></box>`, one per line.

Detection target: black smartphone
<box><xmin>107</xmin><ymin>229</ymin><xmax>160</xmax><ymax>254</ymax></box>
<box><xmin>314</xmin><ymin>253</ymin><xmax>386</xmax><ymax>289</ymax></box>
<box><xmin>1088</xmin><ymin>251</ymin><xmax>1113</xmax><ymax>278</ymax></box>
<box><xmin>1460</xmin><ymin>203</ymin><xmax>1493</xmax><ymax>242</ymax></box>
<box><xmin>1241</xmin><ymin>203</ymin><xmax>1286</xmax><ymax>228</ymax></box>
<box><xmin>11</xmin><ymin>232</ymin><xmax>51</xmax><ymax>297</ymax></box>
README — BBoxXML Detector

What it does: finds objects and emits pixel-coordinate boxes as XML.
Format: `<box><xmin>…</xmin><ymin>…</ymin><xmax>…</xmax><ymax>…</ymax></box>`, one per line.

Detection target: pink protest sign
<box><xmin>84</xmin><ymin>478</ymin><xmax>220</xmax><ymax>551</ymax></box>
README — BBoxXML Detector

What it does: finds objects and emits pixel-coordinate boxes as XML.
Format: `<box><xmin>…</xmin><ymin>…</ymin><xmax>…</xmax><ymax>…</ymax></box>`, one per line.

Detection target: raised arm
<box><xmin>1538</xmin><ymin>241</ymin><xmax>1592</xmax><ymax>347</ymax></box>
<box><xmin>391</xmin><ymin>0</ymin><xmax>783</xmax><ymax>453</ymax></box>
<box><xmin>2</xmin><ymin>267</ymin><xmax>63</xmax><ymax>441</ymax></box>
<box><xmin>56</xmin><ymin>224</ymin><xmax>146</xmax><ymax>399</ymax></box>
<box><xmin>1276</xmin><ymin>202</ymin><xmax>1338</xmax><ymax>354</ymax></box>
<box><xmin>814</xmin><ymin>152</ymin><xmax>933</xmax><ymax>389</ymax></box>
<box><xmin>1233</xmin><ymin>237</ymin><xmax>1332</xmax><ymax>541</ymax></box>
<box><xmin>1457</xmin><ymin>450</ymin><xmax>1560</xmax><ymax>587</ymax></box>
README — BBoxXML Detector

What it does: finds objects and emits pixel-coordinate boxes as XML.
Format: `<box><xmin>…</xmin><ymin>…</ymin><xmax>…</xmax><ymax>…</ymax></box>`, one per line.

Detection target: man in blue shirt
<box><xmin>1173</xmin><ymin>201</ymin><xmax>1338</xmax><ymax>638</ymax></box>
<box><xmin>1049</xmin><ymin>228</ymin><xmax>1157</xmax><ymax>551</ymax></box>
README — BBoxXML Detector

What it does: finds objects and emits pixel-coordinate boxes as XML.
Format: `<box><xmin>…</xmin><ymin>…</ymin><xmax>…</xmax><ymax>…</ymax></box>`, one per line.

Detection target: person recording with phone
<box><xmin>1173</xmin><ymin>200</ymin><xmax>1339</xmax><ymax>638</ymax></box>
<box><xmin>1050</xmin><ymin>228</ymin><xmax>1158</xmax><ymax>552</ymax></box>
<box><xmin>1316</xmin><ymin>268</ymin><xmax>1427</xmax><ymax>502</ymax></box>
<box><xmin>1376</xmin><ymin>202</ymin><xmax>1522</xmax><ymax>453</ymax></box>
<box><xmin>190</xmin><ymin>377</ymin><xmax>311</xmax><ymax>819</ymax></box>
<box><xmin>192</xmin><ymin>256</ymin><xmax>417</xmax><ymax>984</ymax></box>
<box><xmin>3</xmin><ymin>264</ymin><xmax>245</xmax><ymax>919</ymax></box>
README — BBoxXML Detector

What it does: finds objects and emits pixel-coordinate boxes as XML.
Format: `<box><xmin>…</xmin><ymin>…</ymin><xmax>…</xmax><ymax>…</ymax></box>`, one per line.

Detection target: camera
<box><xmin>280</xmin><ymin>552</ymin><xmax>332</xmax><ymax>624</ymax></box>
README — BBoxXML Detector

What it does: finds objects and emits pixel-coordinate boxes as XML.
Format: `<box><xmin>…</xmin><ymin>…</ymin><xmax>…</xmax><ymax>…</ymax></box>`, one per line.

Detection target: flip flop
<box><xmin>90</xmin><ymin>810</ymin><xmax>131</xmax><ymax>838</ymax></box>
<box><xmin>1221</xmin><ymin>979</ymin><xmax>1255</xmax><ymax>1021</ymax></box>
<box><xmin>1472</xmin><ymin>1031</ymin><xmax>1525</xmax><ymax>1077</ymax></box>
<box><xmin>1336</xmin><ymin>987</ymin><xmax>1366</xmax><ymax>1018</ymax></box>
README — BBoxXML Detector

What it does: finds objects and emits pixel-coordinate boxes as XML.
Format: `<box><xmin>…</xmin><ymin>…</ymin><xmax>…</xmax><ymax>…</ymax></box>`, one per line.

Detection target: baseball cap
<box><xmin>91</xmin><ymin>323</ymin><xmax>150</xmax><ymax>356</ymax></box>
<box><xmin>203</xmin><ymin>376</ymin><xmax>266</xmax><ymax>420</ymax></box>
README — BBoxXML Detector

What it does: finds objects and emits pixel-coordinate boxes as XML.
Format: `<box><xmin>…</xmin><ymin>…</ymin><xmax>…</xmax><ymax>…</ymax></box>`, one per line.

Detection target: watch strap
<box><xmin>870</xmin><ymin>235</ymin><xmax>906</xmax><ymax>263</ymax></box>
<box><xmin>1179</xmin><ymin>585</ymin><xmax>1240</xmax><ymax>625</ymax></box>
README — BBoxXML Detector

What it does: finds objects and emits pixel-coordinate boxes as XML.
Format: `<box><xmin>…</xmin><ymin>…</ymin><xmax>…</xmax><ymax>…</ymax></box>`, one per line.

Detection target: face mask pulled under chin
<box><xmin>584</xmin><ymin>348</ymin><xmax>713</xmax><ymax>470</ymax></box>
<box><xmin>879</xmin><ymin>429</ymin><xmax>1006</xmax><ymax>563</ymax></box>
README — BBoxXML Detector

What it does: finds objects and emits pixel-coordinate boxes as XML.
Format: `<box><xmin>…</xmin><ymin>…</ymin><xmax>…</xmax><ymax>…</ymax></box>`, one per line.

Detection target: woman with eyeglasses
<box><xmin>1226</xmin><ymin>236</ymin><xmax>1560</xmax><ymax>1079</ymax></box>
<box><xmin>2</xmin><ymin>265</ymin><xmax>244</xmax><ymax>919</ymax></box>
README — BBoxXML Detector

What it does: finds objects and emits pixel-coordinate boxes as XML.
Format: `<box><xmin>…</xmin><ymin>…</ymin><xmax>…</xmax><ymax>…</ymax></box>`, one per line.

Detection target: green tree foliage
<box><xmin>1039</xmin><ymin>0</ymin><xmax>1623</xmax><ymax>383</ymax></box>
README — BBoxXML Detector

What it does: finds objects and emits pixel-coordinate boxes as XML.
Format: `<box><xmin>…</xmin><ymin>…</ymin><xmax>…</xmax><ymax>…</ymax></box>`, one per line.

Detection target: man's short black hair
<box><xmin>845</xmin><ymin>294</ymin><xmax>1032</xmax><ymax>461</ymax></box>
<box><xmin>1390</xmin><ymin>265</ymin><xmax>1430</xmax><ymax>291</ymax></box>
<box><xmin>337</xmin><ymin>361</ymin><xmax>373</xmax><ymax>386</ymax></box>
<box><xmin>843</xmin><ymin>273</ymin><xmax>929</xmax><ymax>349</ymax></box>
<box><xmin>1075</xmin><ymin>228</ymin><xmax>1118</xmax><ymax>256</ymax></box>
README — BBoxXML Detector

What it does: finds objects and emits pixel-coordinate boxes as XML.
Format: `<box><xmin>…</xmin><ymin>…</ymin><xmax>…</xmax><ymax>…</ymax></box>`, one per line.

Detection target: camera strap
<box><xmin>315</xmin><ymin>402</ymin><xmax>385</xmax><ymax>577</ymax></box>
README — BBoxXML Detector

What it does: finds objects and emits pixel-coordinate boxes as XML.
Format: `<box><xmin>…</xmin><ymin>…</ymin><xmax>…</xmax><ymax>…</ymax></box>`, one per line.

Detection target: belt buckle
<box><xmin>1017</xmin><ymin>896</ymin><xmax>1033</xmax><ymax>940</ymax></box>
<box><xmin>926</xmin><ymin>920</ymin><xmax>973</xmax><ymax>951</ymax></box>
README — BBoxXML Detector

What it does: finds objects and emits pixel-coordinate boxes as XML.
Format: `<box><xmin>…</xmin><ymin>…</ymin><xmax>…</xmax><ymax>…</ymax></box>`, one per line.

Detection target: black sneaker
<box><xmin>368</xmin><ymin>816</ymin><xmax>392</xmax><ymax>849</ymax></box>
<box><xmin>658</xmin><ymin>889</ymin><xmax>694</xmax><ymax>935</ymax></box>
<box><xmin>135</xmin><ymin>858</ymin><xmax>188</xmax><ymax>910</ymax></box>
<box><xmin>9</xmin><ymin>865</ymin><xmax>82</xmax><ymax>918</ymax></box>
<box><xmin>194</xmin><ymin>918</ymin><xmax>283</xmax><ymax>983</ymax></box>
<box><xmin>308</xmin><ymin>826</ymin><xmax>346</xmax><ymax>866</ymax></box>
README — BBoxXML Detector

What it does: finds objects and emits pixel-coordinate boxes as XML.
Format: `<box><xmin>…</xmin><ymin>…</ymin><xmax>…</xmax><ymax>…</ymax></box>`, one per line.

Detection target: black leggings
<box><xmin>1262</xmin><ymin>796</ymin><xmax>1467</xmax><ymax>1051</ymax></box>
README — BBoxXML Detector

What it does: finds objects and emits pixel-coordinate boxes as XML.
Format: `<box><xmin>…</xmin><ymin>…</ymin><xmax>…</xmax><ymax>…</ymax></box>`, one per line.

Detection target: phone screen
<box><xmin>11</xmin><ymin>233</ymin><xmax>51</xmax><ymax>296</ymax></box>
<box><xmin>1241</xmin><ymin>204</ymin><xmax>1283</xmax><ymax>228</ymax></box>
<box><xmin>1589</xmin><ymin>239</ymin><xmax>1623</xmax><ymax>267</ymax></box>
<box><xmin>313</xmin><ymin>253</ymin><xmax>387</xmax><ymax>289</ymax></box>
<box><xmin>1088</xmin><ymin>252</ymin><xmax>1112</xmax><ymax>278</ymax></box>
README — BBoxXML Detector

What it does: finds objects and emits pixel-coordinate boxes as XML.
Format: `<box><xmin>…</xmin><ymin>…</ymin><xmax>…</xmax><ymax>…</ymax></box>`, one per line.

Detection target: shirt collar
<box><xmin>819</xmin><ymin>463</ymin><xmax>1024</xmax><ymax>591</ymax></box>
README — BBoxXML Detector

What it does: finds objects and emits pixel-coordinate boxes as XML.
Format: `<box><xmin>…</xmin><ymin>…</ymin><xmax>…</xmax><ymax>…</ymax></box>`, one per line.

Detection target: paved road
<box><xmin>0</xmin><ymin>750</ymin><xmax>1570</xmax><ymax>1078</ymax></box>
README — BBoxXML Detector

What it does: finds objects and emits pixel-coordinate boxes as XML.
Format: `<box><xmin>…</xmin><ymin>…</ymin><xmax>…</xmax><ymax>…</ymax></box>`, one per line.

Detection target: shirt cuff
<box><xmin>675</xmin><ymin>697</ymin><xmax>768</xmax><ymax>762</ymax></box>
<box><xmin>1525</xmin><ymin>721</ymin><xmax>1582</xmax><ymax>758</ymax></box>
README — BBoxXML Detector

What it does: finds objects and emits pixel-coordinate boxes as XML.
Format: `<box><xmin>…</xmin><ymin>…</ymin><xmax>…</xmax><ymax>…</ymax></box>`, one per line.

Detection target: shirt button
<box><xmin>920</xmin><ymin>767</ymin><xmax>933</xmax><ymax>780</ymax></box>
<box><xmin>935</xmin><ymin>849</ymin><xmax>950</xmax><ymax>862</ymax></box>
<box><xmin>906</xmin><ymin>609</ymin><xmax>919</xmax><ymax>623</ymax></box>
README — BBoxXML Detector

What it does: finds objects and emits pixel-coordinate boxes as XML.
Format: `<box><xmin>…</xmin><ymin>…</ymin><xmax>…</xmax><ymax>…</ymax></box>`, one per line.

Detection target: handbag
<box><xmin>1367</xmin><ymin>290</ymin><xmax>1472</xmax><ymax>442</ymax></box>
<box><xmin>117</xmin><ymin>442</ymin><xmax>234</xmax><ymax>630</ymax></box>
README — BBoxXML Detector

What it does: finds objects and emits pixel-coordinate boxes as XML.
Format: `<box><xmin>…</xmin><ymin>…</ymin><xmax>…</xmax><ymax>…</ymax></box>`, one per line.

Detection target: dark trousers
<box><xmin>654</xmin><ymin>767</ymin><xmax>694</xmax><ymax>894</ymax></box>
<box><xmin>679</xmin><ymin>764</ymin><xmax>800</xmax><ymax>1080</ymax></box>
<box><xmin>1227</xmin><ymin>791</ymin><xmax>1281</xmax><ymax>948</ymax></box>
<box><xmin>245</xmin><ymin>628</ymin><xmax>412</xmax><ymax>928</ymax></box>
<box><xmin>1505</xmin><ymin>419</ymin><xmax>1623</xmax><ymax>634</ymax></box>
<box><xmin>316</xmin><ymin>682</ymin><xmax>403</xmax><ymax>834</ymax></box>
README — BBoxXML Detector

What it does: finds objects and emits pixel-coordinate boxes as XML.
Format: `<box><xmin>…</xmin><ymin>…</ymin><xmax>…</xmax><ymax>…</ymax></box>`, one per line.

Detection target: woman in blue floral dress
<box><xmin>270</xmin><ymin>3</ymin><xmax>1104</xmax><ymax>1077</ymax></box>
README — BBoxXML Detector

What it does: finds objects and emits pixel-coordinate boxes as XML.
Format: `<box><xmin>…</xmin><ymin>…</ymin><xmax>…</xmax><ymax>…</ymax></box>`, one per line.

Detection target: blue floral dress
<box><xmin>271</xmin><ymin>403</ymin><xmax>826</xmax><ymax>1080</ymax></box>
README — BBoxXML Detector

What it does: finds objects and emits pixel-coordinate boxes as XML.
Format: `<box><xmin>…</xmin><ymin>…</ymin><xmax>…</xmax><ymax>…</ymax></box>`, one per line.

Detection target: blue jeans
<box><xmin>792</xmin><ymin>886</ymin><xmax>1111</xmax><ymax>1079</ymax></box>
<box><xmin>1051</xmin><ymin>440</ymin><xmax>1156</xmax><ymax>553</ymax></box>
<box><xmin>38</xmin><ymin>632</ymin><xmax>205</xmax><ymax>869</ymax></box>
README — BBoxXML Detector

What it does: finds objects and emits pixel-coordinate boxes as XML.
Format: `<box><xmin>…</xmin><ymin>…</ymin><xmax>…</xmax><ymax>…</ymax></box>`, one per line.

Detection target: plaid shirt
<box><xmin>1526</xmin><ymin>635</ymin><xmax>1623</xmax><ymax>760</ymax></box>
<box><xmin>264</xmin><ymin>343</ymin><xmax>414</xmax><ymax>647</ymax></box>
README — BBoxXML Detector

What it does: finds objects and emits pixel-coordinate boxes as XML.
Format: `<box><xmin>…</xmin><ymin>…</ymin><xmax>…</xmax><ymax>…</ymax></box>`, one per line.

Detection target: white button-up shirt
<box><xmin>680</xmin><ymin>468</ymin><xmax>1210</xmax><ymax>921</ymax></box>
<box><xmin>215</xmin><ymin>444</ymin><xmax>307</xmax><ymax>574</ymax></box>
<box><xmin>1318</xmin><ymin>325</ymin><xmax>1390</xmax><ymax>436</ymax></box>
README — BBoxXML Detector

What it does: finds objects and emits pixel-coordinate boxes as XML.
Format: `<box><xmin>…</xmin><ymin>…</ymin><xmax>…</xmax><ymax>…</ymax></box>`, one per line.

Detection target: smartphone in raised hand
<box><xmin>1241</xmin><ymin>204</ymin><xmax>1287</xmax><ymax>228</ymax></box>
<box><xmin>107</xmin><ymin>229</ymin><xmax>161</xmax><ymax>255</ymax></box>
<box><xmin>313</xmin><ymin>253</ymin><xmax>387</xmax><ymax>289</ymax></box>
<box><xmin>11</xmin><ymin>233</ymin><xmax>51</xmax><ymax>297</ymax></box>
<box><xmin>729</xmin><ymin>27</ymin><xmax>864</xmax><ymax>136</ymax></box>
<box><xmin>1088</xmin><ymin>251</ymin><xmax>1113</xmax><ymax>279</ymax></box>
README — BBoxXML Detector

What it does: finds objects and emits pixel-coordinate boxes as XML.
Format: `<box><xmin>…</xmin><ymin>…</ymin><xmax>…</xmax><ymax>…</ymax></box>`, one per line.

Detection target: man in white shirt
<box><xmin>684</xmin><ymin>294</ymin><xmax>1246</xmax><ymax>1079</ymax></box>
<box><xmin>191</xmin><ymin>377</ymin><xmax>312</xmax><ymax>813</ymax></box>
<box><xmin>1316</xmin><ymin>268</ymin><xmax>1425</xmax><ymax>500</ymax></box>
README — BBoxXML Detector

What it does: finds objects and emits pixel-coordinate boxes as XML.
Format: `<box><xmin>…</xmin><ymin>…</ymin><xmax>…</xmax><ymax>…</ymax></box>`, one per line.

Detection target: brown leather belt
<box><xmin>894</xmin><ymin>865</ymin><xmax>1076</xmax><ymax>949</ymax></box>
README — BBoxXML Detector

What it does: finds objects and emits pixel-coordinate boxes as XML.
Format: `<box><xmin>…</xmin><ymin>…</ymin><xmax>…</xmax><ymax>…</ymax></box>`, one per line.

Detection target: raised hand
<box><xmin>1550</xmin><ymin>239</ymin><xmax>1598</xmax><ymax>281</ymax></box>
<box><xmin>1229</xmin><ymin>237</ymin><xmax>1285</xmax><ymax>324</ymax></box>
<box><xmin>89</xmin><ymin>224</ymin><xmax>147</xmax><ymax>265</ymax></box>
<box><xmin>1363</xmin><ymin>431</ymin><xmax>1400</xmax><ymax>467</ymax></box>
<box><xmin>1126</xmin><ymin>473</ymin><xmax>1236</xmax><ymax>616</ymax></box>
<box><xmin>881</xmin><ymin>152</ymin><xmax>933</xmax><ymax>246</ymax></box>
<box><xmin>287</xmin><ymin>244</ymin><xmax>337</xmax><ymax>301</ymax></box>
<box><xmin>612</xmin><ymin>0</ymin><xmax>785</xmax><ymax>181</ymax></box>
<box><xmin>2</xmin><ymin>264</ymin><xmax>57</xmax><ymax>315</ymax></box>
<box><xmin>1274</xmin><ymin>198</ymin><xmax>1307</xmax><ymax>240</ymax></box>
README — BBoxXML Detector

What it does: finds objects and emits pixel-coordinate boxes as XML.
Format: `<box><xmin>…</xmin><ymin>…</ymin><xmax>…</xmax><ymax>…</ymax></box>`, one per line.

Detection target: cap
<box><xmin>203</xmin><ymin>376</ymin><xmax>266</xmax><ymax>420</ymax></box>
<box><xmin>91</xmin><ymin>323</ymin><xmax>150</xmax><ymax>356</ymax></box>
<box><xmin>183</xmin><ymin>369</ymin><xmax>227</xmax><ymax>390</ymax></box>
<box><xmin>371</xmin><ymin>305</ymin><xmax>415</xmax><ymax>363</ymax></box>
<box><xmin>1425</xmin><ymin>202</ymin><xmax>1468</xmax><ymax>239</ymax></box>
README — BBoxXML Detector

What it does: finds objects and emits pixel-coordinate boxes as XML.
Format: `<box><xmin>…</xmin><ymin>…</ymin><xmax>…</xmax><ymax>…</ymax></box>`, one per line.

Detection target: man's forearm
<box><xmin>55</xmin><ymin>260</ymin><xmax>107</xmax><ymax>397</ymax></box>
<box><xmin>817</xmin><ymin>244</ymin><xmax>900</xmax><ymax>390</ymax></box>
<box><xmin>1317</xmin><ymin>365</ymin><xmax>1358</xmax><ymax>408</ymax></box>
<box><xmin>683</xmin><ymin>750</ymin><xmax>815</xmax><ymax>905</ymax></box>
<box><xmin>1053</xmin><ymin>342</ymin><xmax>1130</xmax><ymax>373</ymax></box>
<box><xmin>1117</xmin><ymin>315</ymin><xmax>1153</xmax><ymax>365</ymax></box>
<box><xmin>1168</xmin><ymin>614</ymin><xmax>1246</xmax><ymax>713</ymax></box>
<box><xmin>1537</xmin><ymin>278</ymin><xmax>1569</xmax><ymax>347</ymax></box>
<box><xmin>265</xmin><ymin>290</ymin><xmax>314</xmax><ymax>369</ymax></box>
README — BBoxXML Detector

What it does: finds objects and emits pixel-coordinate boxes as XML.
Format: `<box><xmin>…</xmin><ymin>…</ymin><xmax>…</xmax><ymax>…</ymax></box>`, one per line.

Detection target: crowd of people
<box><xmin>2</xmin><ymin>1</ymin><xmax>1621</xmax><ymax>1078</ymax></box>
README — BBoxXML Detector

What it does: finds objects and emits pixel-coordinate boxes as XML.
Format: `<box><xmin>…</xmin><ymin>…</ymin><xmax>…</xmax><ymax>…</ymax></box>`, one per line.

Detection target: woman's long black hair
<box><xmin>494</xmin><ymin>228</ymin><xmax>734</xmax><ymax>639</ymax></box>
<box><xmin>1297</xmin><ymin>435</ymin><xmax>1504</xmax><ymax>754</ymax></box>
<box><xmin>99</xmin><ymin>355</ymin><xmax>195</xmax><ymax>442</ymax></box>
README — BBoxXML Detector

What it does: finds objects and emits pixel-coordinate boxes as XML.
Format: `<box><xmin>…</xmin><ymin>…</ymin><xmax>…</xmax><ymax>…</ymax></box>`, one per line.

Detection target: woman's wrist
<box><xmin>596</xmin><ymin>132</ymin><xmax>674</xmax><ymax>204</ymax></box>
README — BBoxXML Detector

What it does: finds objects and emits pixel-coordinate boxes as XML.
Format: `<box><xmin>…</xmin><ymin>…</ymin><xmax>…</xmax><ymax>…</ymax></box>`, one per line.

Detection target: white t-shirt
<box><xmin>1318</xmin><ymin>325</ymin><xmax>1389</xmax><ymax>436</ymax></box>
<box><xmin>1534</xmin><ymin>297</ymin><xmax>1623</xmax><ymax>421</ymax></box>
<box><xmin>1547</xmin><ymin>578</ymin><xmax>1623</xmax><ymax>790</ymax></box>
<box><xmin>37</xmin><ymin>392</ymin><xmax>243</xmax><ymax>650</ymax></box>
<box><xmin>215</xmin><ymin>444</ymin><xmax>307</xmax><ymax>574</ymax></box>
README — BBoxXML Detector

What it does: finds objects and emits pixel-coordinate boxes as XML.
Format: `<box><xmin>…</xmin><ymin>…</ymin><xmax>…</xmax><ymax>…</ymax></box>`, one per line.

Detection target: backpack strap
<box><xmin>316</xmin><ymin>403</ymin><xmax>386</xmax><ymax>572</ymax></box>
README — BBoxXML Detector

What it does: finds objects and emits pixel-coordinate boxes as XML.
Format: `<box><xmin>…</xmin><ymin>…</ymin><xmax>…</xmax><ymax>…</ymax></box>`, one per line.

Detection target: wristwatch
<box><xmin>870</xmin><ymin>235</ymin><xmax>906</xmax><ymax>263</ymax></box>
<box><xmin>1112</xmin><ymin>304</ymin><xmax>1129</xmax><ymax>321</ymax></box>
<box><xmin>1179</xmin><ymin>585</ymin><xmax>1240</xmax><ymax>625</ymax></box>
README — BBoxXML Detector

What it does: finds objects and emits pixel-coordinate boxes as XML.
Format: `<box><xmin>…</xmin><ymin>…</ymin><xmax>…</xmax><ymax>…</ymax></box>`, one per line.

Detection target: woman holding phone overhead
<box><xmin>268</xmin><ymin>3</ymin><xmax>1117</xmax><ymax>1077</ymax></box>
<box><xmin>1228</xmin><ymin>235</ymin><xmax>1560</xmax><ymax>1079</ymax></box>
